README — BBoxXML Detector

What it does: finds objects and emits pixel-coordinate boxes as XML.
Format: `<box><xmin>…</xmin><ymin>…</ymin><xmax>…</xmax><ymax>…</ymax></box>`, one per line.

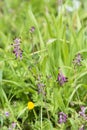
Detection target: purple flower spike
<box><xmin>58</xmin><ymin>112</ymin><xmax>68</xmax><ymax>124</ymax></box>
<box><xmin>37</xmin><ymin>82</ymin><xmax>45</xmax><ymax>95</ymax></box>
<box><xmin>12</xmin><ymin>38</ymin><xmax>23</xmax><ymax>59</ymax></box>
<box><xmin>57</xmin><ymin>69</ymin><xmax>68</xmax><ymax>86</ymax></box>
<box><xmin>79</xmin><ymin>106</ymin><xmax>87</xmax><ymax>120</ymax></box>
<box><xmin>73</xmin><ymin>53</ymin><xmax>83</xmax><ymax>67</ymax></box>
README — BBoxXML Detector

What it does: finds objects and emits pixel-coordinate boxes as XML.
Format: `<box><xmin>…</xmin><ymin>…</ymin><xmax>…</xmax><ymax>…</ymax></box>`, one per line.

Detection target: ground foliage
<box><xmin>0</xmin><ymin>0</ymin><xmax>87</xmax><ymax>130</ymax></box>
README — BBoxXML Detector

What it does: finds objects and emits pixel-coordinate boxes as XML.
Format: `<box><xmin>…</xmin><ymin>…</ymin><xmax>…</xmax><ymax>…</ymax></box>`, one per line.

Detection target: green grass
<box><xmin>0</xmin><ymin>0</ymin><xmax>87</xmax><ymax>130</ymax></box>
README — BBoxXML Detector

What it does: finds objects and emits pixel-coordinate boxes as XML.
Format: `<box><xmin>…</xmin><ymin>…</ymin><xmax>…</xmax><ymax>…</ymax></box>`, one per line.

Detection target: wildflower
<box><xmin>79</xmin><ymin>125</ymin><xmax>84</xmax><ymax>130</ymax></box>
<box><xmin>79</xmin><ymin>106</ymin><xmax>87</xmax><ymax>120</ymax></box>
<box><xmin>28</xmin><ymin>101</ymin><xmax>34</xmax><ymax>110</ymax></box>
<box><xmin>79</xmin><ymin>106</ymin><xmax>86</xmax><ymax>117</ymax></box>
<box><xmin>30</xmin><ymin>26</ymin><xmax>35</xmax><ymax>33</ymax></box>
<box><xmin>66</xmin><ymin>0</ymin><xmax>81</xmax><ymax>12</ymax></box>
<box><xmin>66</xmin><ymin>6</ymin><xmax>73</xmax><ymax>12</ymax></box>
<box><xmin>73</xmin><ymin>53</ymin><xmax>83</xmax><ymax>67</ymax></box>
<box><xmin>12</xmin><ymin>122</ymin><xmax>16</xmax><ymax>128</ymax></box>
<box><xmin>73</xmin><ymin>0</ymin><xmax>81</xmax><ymax>10</ymax></box>
<box><xmin>12</xmin><ymin>38</ymin><xmax>23</xmax><ymax>59</ymax></box>
<box><xmin>37</xmin><ymin>83</ymin><xmax>45</xmax><ymax>95</ymax></box>
<box><xmin>57</xmin><ymin>69</ymin><xmax>68</xmax><ymax>86</ymax></box>
<box><xmin>58</xmin><ymin>112</ymin><xmax>68</xmax><ymax>124</ymax></box>
<box><xmin>14</xmin><ymin>38</ymin><xmax>21</xmax><ymax>44</ymax></box>
<box><xmin>5</xmin><ymin>111</ymin><xmax>9</xmax><ymax>117</ymax></box>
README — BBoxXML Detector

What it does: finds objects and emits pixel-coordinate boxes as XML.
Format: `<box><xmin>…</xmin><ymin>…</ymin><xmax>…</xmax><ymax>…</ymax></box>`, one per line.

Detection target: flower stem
<box><xmin>33</xmin><ymin>109</ymin><xmax>37</xmax><ymax>120</ymax></box>
<box><xmin>41</xmin><ymin>106</ymin><xmax>42</xmax><ymax>130</ymax></box>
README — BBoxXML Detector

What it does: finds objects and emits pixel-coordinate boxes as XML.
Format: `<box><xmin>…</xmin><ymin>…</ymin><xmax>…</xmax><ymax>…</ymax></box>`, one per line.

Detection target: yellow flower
<box><xmin>28</xmin><ymin>101</ymin><xmax>34</xmax><ymax>110</ymax></box>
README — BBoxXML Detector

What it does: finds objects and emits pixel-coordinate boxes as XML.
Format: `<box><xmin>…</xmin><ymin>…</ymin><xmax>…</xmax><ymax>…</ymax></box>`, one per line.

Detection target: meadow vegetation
<box><xmin>0</xmin><ymin>0</ymin><xmax>87</xmax><ymax>129</ymax></box>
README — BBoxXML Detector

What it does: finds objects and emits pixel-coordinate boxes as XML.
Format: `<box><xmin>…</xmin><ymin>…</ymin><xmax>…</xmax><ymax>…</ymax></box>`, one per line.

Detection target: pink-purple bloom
<box><xmin>12</xmin><ymin>122</ymin><xmax>16</xmax><ymax>128</ymax></box>
<box><xmin>79</xmin><ymin>106</ymin><xmax>87</xmax><ymax>120</ymax></box>
<box><xmin>12</xmin><ymin>38</ymin><xmax>23</xmax><ymax>59</ymax></box>
<box><xmin>73</xmin><ymin>53</ymin><xmax>83</xmax><ymax>67</ymax></box>
<box><xmin>8</xmin><ymin>122</ymin><xmax>16</xmax><ymax>130</ymax></box>
<box><xmin>5</xmin><ymin>111</ymin><xmax>9</xmax><ymax>117</ymax></box>
<box><xmin>14</xmin><ymin>38</ymin><xmax>21</xmax><ymax>44</ymax></box>
<box><xmin>30</xmin><ymin>26</ymin><xmax>35</xmax><ymax>33</ymax></box>
<box><xmin>79</xmin><ymin>125</ymin><xmax>84</xmax><ymax>130</ymax></box>
<box><xmin>37</xmin><ymin>82</ymin><xmax>45</xmax><ymax>95</ymax></box>
<box><xmin>57</xmin><ymin>69</ymin><xmax>68</xmax><ymax>86</ymax></box>
<box><xmin>58</xmin><ymin>112</ymin><xmax>68</xmax><ymax>124</ymax></box>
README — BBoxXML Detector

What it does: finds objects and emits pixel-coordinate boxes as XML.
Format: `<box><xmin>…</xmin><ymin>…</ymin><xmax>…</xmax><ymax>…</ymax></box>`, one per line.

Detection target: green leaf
<box><xmin>0</xmin><ymin>70</ymin><xmax>2</xmax><ymax>82</ymax></box>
